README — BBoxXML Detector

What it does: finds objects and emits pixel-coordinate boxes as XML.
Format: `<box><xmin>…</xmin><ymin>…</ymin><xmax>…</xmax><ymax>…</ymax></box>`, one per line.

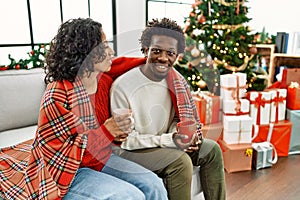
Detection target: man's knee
<box><xmin>199</xmin><ymin>139</ymin><xmax>222</xmax><ymax>158</ymax></box>
<box><xmin>198</xmin><ymin>139</ymin><xmax>224</xmax><ymax>169</ymax></box>
<box><xmin>169</xmin><ymin>152</ymin><xmax>193</xmax><ymax>178</ymax></box>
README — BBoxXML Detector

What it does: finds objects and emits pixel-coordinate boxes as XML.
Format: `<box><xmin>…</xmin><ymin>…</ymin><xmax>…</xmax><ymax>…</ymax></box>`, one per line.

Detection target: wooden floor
<box><xmin>225</xmin><ymin>154</ymin><xmax>300</xmax><ymax>200</ymax></box>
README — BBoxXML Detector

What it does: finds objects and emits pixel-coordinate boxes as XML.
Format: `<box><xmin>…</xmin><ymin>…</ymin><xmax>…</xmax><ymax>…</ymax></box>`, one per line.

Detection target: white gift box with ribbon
<box><xmin>223</xmin><ymin>115</ymin><xmax>252</xmax><ymax>144</ymax></box>
<box><xmin>223</xmin><ymin>99</ymin><xmax>250</xmax><ymax>116</ymax></box>
<box><xmin>269</xmin><ymin>89</ymin><xmax>287</xmax><ymax>123</ymax></box>
<box><xmin>252</xmin><ymin>141</ymin><xmax>278</xmax><ymax>170</ymax></box>
<box><xmin>220</xmin><ymin>73</ymin><xmax>247</xmax><ymax>100</ymax></box>
<box><xmin>247</xmin><ymin>91</ymin><xmax>271</xmax><ymax>125</ymax></box>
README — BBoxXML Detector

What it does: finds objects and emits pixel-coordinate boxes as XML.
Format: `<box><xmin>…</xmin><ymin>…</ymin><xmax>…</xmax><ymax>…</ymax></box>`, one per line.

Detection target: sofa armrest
<box><xmin>0</xmin><ymin>125</ymin><xmax>37</xmax><ymax>148</ymax></box>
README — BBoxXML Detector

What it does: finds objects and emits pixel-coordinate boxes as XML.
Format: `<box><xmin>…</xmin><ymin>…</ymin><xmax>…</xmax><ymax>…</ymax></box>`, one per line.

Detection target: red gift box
<box><xmin>286</xmin><ymin>85</ymin><xmax>300</xmax><ymax>110</ymax></box>
<box><xmin>218</xmin><ymin>139</ymin><xmax>253</xmax><ymax>173</ymax></box>
<box><xmin>252</xmin><ymin>120</ymin><xmax>292</xmax><ymax>156</ymax></box>
<box><xmin>280</xmin><ymin>68</ymin><xmax>300</xmax><ymax>88</ymax></box>
<box><xmin>193</xmin><ymin>94</ymin><xmax>220</xmax><ymax>125</ymax></box>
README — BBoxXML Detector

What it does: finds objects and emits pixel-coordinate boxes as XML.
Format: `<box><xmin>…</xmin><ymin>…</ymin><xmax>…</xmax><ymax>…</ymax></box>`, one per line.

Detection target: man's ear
<box><xmin>143</xmin><ymin>47</ymin><xmax>149</xmax><ymax>58</ymax></box>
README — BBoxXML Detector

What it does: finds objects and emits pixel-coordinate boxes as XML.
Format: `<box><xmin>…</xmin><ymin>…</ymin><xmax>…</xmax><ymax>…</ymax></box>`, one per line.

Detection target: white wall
<box><xmin>114</xmin><ymin>0</ymin><xmax>300</xmax><ymax>56</ymax></box>
<box><xmin>115</xmin><ymin>0</ymin><xmax>146</xmax><ymax>56</ymax></box>
<box><xmin>247</xmin><ymin>0</ymin><xmax>300</xmax><ymax>35</ymax></box>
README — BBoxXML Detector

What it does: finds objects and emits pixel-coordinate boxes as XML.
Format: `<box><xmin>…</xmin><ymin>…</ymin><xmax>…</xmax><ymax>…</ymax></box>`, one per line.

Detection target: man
<box><xmin>110</xmin><ymin>18</ymin><xmax>226</xmax><ymax>200</ymax></box>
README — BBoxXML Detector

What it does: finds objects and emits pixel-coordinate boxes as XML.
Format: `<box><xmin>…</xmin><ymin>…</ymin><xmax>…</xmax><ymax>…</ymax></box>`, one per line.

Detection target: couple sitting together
<box><xmin>0</xmin><ymin>17</ymin><xmax>225</xmax><ymax>200</ymax></box>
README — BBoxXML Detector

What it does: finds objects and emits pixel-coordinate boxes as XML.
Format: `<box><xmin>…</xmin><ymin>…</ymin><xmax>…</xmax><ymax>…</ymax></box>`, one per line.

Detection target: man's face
<box><xmin>143</xmin><ymin>35</ymin><xmax>178</xmax><ymax>81</ymax></box>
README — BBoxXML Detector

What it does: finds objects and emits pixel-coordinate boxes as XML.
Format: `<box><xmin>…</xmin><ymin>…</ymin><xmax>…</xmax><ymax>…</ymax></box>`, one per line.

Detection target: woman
<box><xmin>23</xmin><ymin>18</ymin><xmax>168</xmax><ymax>200</ymax></box>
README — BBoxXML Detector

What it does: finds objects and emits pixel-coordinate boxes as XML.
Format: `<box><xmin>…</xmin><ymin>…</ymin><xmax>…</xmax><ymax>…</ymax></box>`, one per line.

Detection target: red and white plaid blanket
<box><xmin>167</xmin><ymin>68</ymin><xmax>202</xmax><ymax>137</ymax></box>
<box><xmin>0</xmin><ymin>79</ymin><xmax>97</xmax><ymax>199</ymax></box>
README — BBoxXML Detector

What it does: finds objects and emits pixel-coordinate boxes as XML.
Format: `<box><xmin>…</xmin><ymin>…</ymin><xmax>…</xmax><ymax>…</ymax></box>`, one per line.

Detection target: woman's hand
<box><xmin>113</xmin><ymin>134</ymin><xmax>129</xmax><ymax>143</ymax></box>
<box><xmin>103</xmin><ymin>114</ymin><xmax>133</xmax><ymax>138</ymax></box>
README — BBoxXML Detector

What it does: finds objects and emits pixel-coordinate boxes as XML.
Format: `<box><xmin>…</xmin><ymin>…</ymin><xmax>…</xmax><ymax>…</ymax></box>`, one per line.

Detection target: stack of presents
<box><xmin>193</xmin><ymin>68</ymin><xmax>300</xmax><ymax>173</ymax></box>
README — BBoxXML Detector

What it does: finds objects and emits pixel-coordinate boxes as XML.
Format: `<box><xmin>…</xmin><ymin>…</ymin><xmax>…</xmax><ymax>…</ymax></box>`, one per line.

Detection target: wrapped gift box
<box><xmin>202</xmin><ymin>122</ymin><xmax>223</xmax><ymax>142</ymax></box>
<box><xmin>192</xmin><ymin>93</ymin><xmax>221</xmax><ymax>125</ymax></box>
<box><xmin>286</xmin><ymin>109</ymin><xmax>300</xmax><ymax>155</ymax></box>
<box><xmin>252</xmin><ymin>120</ymin><xmax>292</xmax><ymax>156</ymax></box>
<box><xmin>280</xmin><ymin>68</ymin><xmax>300</xmax><ymax>88</ymax></box>
<box><xmin>223</xmin><ymin>99</ymin><xmax>250</xmax><ymax>116</ymax></box>
<box><xmin>268</xmin><ymin>89</ymin><xmax>287</xmax><ymax>123</ymax></box>
<box><xmin>252</xmin><ymin>142</ymin><xmax>278</xmax><ymax>170</ymax></box>
<box><xmin>220</xmin><ymin>73</ymin><xmax>247</xmax><ymax>100</ymax></box>
<box><xmin>223</xmin><ymin>115</ymin><xmax>252</xmax><ymax>144</ymax></box>
<box><xmin>219</xmin><ymin>139</ymin><xmax>253</xmax><ymax>173</ymax></box>
<box><xmin>286</xmin><ymin>82</ymin><xmax>300</xmax><ymax>110</ymax></box>
<box><xmin>246</xmin><ymin>91</ymin><xmax>271</xmax><ymax>125</ymax></box>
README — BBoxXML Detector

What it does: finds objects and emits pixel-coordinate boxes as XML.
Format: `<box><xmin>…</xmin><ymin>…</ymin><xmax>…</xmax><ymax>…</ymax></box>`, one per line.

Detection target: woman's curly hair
<box><xmin>44</xmin><ymin>18</ymin><xmax>106</xmax><ymax>83</ymax></box>
<box><xmin>140</xmin><ymin>18</ymin><xmax>185</xmax><ymax>54</ymax></box>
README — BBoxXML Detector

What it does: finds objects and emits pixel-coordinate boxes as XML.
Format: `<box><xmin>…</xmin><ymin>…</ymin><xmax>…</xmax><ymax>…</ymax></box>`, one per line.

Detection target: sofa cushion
<box><xmin>0</xmin><ymin>68</ymin><xmax>45</xmax><ymax>132</ymax></box>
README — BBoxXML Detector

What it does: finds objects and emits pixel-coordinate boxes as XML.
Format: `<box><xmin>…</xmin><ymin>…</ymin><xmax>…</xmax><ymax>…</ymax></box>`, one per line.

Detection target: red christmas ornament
<box><xmin>15</xmin><ymin>64</ymin><xmax>20</xmax><ymax>70</ymax></box>
<box><xmin>198</xmin><ymin>15</ymin><xmax>206</xmax><ymax>23</ymax></box>
<box><xmin>249</xmin><ymin>47</ymin><xmax>258</xmax><ymax>55</ymax></box>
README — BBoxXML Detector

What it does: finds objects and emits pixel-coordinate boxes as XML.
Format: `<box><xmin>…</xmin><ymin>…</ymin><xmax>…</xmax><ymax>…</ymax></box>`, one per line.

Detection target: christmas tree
<box><xmin>174</xmin><ymin>0</ymin><xmax>268</xmax><ymax>94</ymax></box>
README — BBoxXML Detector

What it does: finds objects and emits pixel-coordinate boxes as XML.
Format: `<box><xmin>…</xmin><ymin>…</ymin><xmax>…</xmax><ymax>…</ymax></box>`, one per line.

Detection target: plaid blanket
<box><xmin>0</xmin><ymin>78</ymin><xmax>99</xmax><ymax>199</ymax></box>
<box><xmin>166</xmin><ymin>68</ymin><xmax>202</xmax><ymax>137</ymax></box>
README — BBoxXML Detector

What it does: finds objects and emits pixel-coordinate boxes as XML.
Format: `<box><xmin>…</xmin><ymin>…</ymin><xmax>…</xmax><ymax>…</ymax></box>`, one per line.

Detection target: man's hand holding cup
<box><xmin>173</xmin><ymin>120</ymin><xmax>199</xmax><ymax>151</ymax></box>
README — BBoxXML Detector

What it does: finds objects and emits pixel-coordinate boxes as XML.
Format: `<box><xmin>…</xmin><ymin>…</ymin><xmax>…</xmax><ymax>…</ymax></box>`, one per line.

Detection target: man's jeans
<box><xmin>188</xmin><ymin>138</ymin><xmax>226</xmax><ymax>200</ymax></box>
<box><xmin>63</xmin><ymin>154</ymin><xmax>168</xmax><ymax>200</ymax></box>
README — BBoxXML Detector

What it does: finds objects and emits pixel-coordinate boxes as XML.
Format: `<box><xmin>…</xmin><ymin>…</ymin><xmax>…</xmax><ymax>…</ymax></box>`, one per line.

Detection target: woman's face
<box><xmin>93</xmin><ymin>31</ymin><xmax>115</xmax><ymax>73</ymax></box>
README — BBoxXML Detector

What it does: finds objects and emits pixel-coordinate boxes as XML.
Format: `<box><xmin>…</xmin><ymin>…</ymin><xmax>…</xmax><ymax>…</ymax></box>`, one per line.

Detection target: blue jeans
<box><xmin>63</xmin><ymin>154</ymin><xmax>168</xmax><ymax>200</ymax></box>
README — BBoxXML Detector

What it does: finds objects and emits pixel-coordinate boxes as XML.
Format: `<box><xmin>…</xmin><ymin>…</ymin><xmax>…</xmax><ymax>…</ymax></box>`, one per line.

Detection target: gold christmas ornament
<box><xmin>197</xmin><ymin>79</ymin><xmax>207</xmax><ymax>89</ymax></box>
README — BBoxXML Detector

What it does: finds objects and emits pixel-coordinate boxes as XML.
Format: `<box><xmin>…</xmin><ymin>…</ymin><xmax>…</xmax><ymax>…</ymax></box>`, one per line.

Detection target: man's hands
<box><xmin>173</xmin><ymin>132</ymin><xmax>201</xmax><ymax>152</ymax></box>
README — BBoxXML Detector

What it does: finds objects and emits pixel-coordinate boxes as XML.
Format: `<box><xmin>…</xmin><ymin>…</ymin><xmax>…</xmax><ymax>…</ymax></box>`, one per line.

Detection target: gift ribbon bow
<box><xmin>289</xmin><ymin>82</ymin><xmax>299</xmax><ymax>88</ymax></box>
<box><xmin>249</xmin><ymin>93</ymin><xmax>271</xmax><ymax>125</ymax></box>
<box><xmin>245</xmin><ymin>148</ymin><xmax>253</xmax><ymax>157</ymax></box>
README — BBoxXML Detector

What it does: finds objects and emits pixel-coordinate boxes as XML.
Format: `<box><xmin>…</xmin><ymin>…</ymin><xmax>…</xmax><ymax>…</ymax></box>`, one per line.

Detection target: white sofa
<box><xmin>0</xmin><ymin>68</ymin><xmax>45</xmax><ymax>148</ymax></box>
<box><xmin>0</xmin><ymin>68</ymin><xmax>203</xmax><ymax>200</ymax></box>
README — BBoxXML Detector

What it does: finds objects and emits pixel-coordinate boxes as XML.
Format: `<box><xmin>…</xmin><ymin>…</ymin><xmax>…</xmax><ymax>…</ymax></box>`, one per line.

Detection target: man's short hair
<box><xmin>140</xmin><ymin>18</ymin><xmax>186</xmax><ymax>54</ymax></box>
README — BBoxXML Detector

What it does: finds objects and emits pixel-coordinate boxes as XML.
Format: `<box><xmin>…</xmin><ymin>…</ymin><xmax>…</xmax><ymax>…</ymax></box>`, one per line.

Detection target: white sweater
<box><xmin>110</xmin><ymin>67</ymin><xmax>178</xmax><ymax>150</ymax></box>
